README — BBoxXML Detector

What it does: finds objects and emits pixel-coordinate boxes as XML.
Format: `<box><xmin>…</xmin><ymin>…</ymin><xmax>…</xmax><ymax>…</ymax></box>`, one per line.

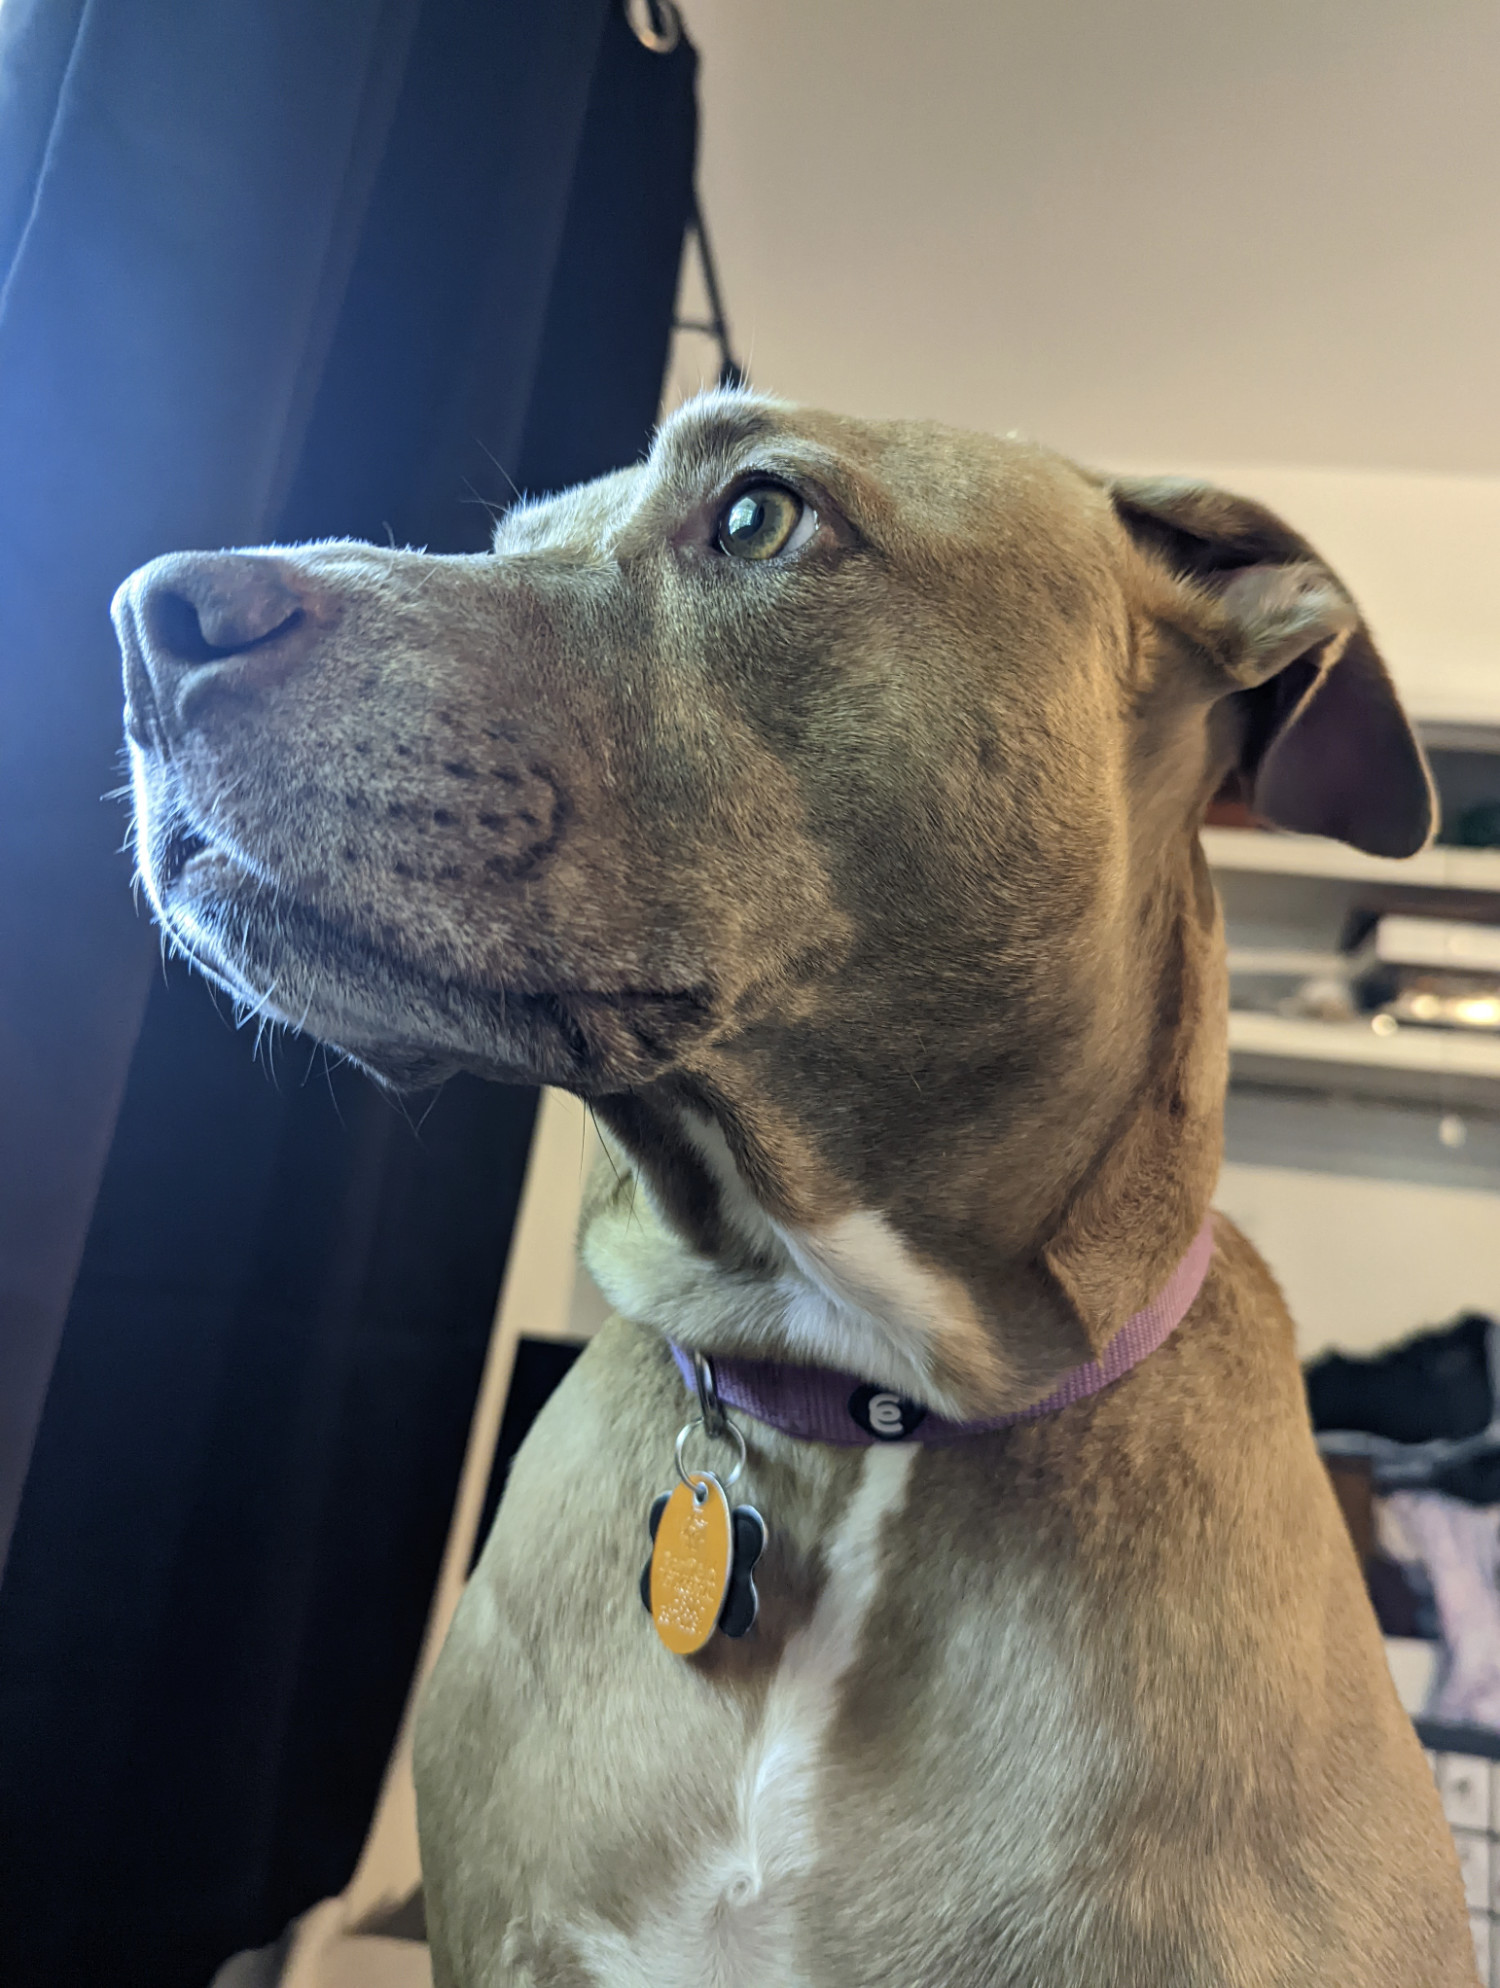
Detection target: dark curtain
<box><xmin>0</xmin><ymin>6</ymin><xmax>696</xmax><ymax>1986</ymax></box>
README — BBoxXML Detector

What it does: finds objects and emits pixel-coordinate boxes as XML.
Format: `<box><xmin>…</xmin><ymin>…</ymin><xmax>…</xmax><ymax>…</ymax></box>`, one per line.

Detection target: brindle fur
<box><xmin>116</xmin><ymin>392</ymin><xmax>1473</xmax><ymax>1985</ymax></box>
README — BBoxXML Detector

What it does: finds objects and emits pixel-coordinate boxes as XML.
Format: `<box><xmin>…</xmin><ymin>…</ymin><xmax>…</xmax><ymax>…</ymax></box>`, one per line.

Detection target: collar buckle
<box><xmin>693</xmin><ymin>1351</ymin><xmax>729</xmax><ymax>1440</ymax></box>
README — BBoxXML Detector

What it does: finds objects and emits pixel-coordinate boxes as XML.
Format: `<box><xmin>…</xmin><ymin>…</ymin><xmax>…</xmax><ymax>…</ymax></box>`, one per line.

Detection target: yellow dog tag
<box><xmin>648</xmin><ymin>1473</ymin><xmax>733</xmax><ymax>1656</ymax></box>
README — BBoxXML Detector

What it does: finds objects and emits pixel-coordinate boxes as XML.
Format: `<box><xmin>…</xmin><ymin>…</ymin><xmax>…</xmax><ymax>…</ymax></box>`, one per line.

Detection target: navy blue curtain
<box><xmin>0</xmin><ymin>5</ymin><xmax>696</xmax><ymax>1984</ymax></box>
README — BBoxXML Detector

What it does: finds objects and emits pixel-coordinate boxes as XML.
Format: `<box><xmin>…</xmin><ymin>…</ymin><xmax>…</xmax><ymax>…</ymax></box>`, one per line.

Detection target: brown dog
<box><xmin>116</xmin><ymin>392</ymin><xmax>1474</xmax><ymax>1985</ymax></box>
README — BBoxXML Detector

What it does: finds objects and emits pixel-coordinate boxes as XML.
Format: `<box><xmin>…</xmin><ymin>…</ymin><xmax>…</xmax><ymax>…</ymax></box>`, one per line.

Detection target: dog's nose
<box><xmin>117</xmin><ymin>552</ymin><xmax>316</xmax><ymax>732</ymax></box>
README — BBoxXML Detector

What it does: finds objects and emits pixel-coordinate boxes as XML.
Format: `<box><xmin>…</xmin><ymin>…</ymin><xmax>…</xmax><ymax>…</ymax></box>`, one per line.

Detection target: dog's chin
<box><xmin>325</xmin><ymin>1040</ymin><xmax>466</xmax><ymax>1093</ymax></box>
<box><xmin>146</xmin><ymin>847</ymin><xmax>716</xmax><ymax>1096</ymax></box>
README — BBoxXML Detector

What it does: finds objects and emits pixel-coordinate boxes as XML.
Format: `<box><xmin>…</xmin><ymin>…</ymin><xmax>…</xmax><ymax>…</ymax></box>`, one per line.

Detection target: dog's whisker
<box><xmin>460</xmin><ymin>477</ymin><xmax>505</xmax><ymax>526</ymax></box>
<box><xmin>233</xmin><ymin>973</ymin><xmax>281</xmax><ymax>1031</ymax></box>
<box><xmin>476</xmin><ymin>437</ymin><xmax>523</xmax><ymax>506</ymax></box>
<box><xmin>315</xmin><ymin>1044</ymin><xmax>348</xmax><ymax>1126</ymax></box>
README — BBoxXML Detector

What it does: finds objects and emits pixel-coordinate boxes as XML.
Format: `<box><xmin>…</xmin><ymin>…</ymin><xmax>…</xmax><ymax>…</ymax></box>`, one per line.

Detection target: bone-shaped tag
<box><xmin>640</xmin><ymin>1477</ymin><xmax>765</xmax><ymax>1654</ymax></box>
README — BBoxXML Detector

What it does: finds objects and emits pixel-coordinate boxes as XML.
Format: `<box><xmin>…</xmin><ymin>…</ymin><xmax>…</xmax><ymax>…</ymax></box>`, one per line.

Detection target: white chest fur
<box><xmin>566</xmin><ymin>1445</ymin><xmax>916</xmax><ymax>1988</ymax></box>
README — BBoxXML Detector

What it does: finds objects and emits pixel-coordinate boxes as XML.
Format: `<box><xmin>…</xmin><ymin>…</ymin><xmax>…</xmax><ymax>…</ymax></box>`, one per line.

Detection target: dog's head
<box><xmin>116</xmin><ymin>392</ymin><xmax>1431</xmax><ymax>1410</ymax></box>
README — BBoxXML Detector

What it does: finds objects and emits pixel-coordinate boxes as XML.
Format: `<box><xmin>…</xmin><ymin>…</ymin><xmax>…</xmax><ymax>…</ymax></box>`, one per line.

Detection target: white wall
<box><xmin>1216</xmin><ymin>1161</ymin><xmax>1500</xmax><ymax>1360</ymax></box>
<box><xmin>679</xmin><ymin>0</ymin><xmax>1500</xmax><ymax>475</ymax></box>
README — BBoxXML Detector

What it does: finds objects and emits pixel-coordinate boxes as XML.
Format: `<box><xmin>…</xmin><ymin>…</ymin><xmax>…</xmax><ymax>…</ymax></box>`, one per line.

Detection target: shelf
<box><xmin>1204</xmin><ymin>827</ymin><xmax>1500</xmax><ymax>894</ymax></box>
<box><xmin>1419</xmin><ymin>720</ymin><xmax>1500</xmax><ymax>756</ymax></box>
<box><xmin>1228</xmin><ymin>1010</ymin><xmax>1500</xmax><ymax>1110</ymax></box>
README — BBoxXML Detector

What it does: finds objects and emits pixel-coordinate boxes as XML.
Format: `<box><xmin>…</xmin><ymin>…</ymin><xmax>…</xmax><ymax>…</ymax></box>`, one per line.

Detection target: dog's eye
<box><xmin>716</xmin><ymin>484</ymin><xmax>815</xmax><ymax>561</ymax></box>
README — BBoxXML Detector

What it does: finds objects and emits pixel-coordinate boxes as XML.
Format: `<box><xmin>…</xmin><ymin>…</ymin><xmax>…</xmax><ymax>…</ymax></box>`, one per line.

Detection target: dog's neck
<box><xmin>583</xmin><ymin>842</ymin><xmax>1227</xmax><ymax>1423</ymax></box>
<box><xmin>662</xmin><ymin>1208</ymin><xmax>1216</xmax><ymax>1444</ymax></box>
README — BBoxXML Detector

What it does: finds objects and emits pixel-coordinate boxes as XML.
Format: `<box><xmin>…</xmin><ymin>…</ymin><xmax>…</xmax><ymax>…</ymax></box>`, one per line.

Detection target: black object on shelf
<box><xmin>1307</xmin><ymin>1311</ymin><xmax>1495</xmax><ymax>1447</ymax></box>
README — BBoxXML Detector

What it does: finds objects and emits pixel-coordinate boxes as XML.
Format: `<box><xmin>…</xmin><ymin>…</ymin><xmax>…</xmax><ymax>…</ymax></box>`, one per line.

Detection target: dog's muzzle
<box><xmin>112</xmin><ymin>547</ymin><xmax>720</xmax><ymax>1091</ymax></box>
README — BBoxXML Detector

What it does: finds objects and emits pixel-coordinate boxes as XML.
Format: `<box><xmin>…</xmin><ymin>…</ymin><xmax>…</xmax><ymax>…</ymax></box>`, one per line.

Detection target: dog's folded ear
<box><xmin>1111</xmin><ymin>477</ymin><xmax>1436</xmax><ymax>858</ymax></box>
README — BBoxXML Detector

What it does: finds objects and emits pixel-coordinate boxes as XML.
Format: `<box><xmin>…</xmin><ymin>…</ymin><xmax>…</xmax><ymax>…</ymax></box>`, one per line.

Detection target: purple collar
<box><xmin>670</xmin><ymin>1215</ymin><xmax>1215</xmax><ymax>1446</ymax></box>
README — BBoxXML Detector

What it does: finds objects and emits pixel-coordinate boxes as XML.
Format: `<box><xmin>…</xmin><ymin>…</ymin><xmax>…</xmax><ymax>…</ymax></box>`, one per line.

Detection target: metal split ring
<box><xmin>623</xmin><ymin>0</ymin><xmax>681</xmax><ymax>55</ymax></box>
<box><xmin>674</xmin><ymin>1413</ymin><xmax>746</xmax><ymax>1495</ymax></box>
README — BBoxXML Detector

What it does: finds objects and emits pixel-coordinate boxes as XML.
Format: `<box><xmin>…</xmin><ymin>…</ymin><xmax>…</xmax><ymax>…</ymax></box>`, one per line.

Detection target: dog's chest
<box><xmin>557</xmin><ymin>1442</ymin><xmax>917</xmax><ymax>1988</ymax></box>
<box><xmin>416</xmin><ymin>1372</ymin><xmax>1115</xmax><ymax>1988</ymax></box>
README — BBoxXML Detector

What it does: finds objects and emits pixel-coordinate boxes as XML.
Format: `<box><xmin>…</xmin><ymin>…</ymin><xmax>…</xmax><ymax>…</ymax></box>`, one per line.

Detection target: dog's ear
<box><xmin>1110</xmin><ymin>477</ymin><xmax>1436</xmax><ymax>857</ymax></box>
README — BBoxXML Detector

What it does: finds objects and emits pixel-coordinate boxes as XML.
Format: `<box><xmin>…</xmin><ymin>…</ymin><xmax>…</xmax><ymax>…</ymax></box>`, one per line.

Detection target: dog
<box><xmin>115</xmin><ymin>391</ymin><xmax>1475</xmax><ymax>1986</ymax></box>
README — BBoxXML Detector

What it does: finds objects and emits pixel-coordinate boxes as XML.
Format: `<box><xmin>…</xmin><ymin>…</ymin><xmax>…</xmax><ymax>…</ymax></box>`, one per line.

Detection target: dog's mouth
<box><xmin>128</xmin><ymin>736</ymin><xmax>721</xmax><ymax>1089</ymax></box>
<box><xmin>275</xmin><ymin>906</ymin><xmax>717</xmax><ymax>1090</ymax></box>
<box><xmin>157</xmin><ymin>822</ymin><xmax>214</xmax><ymax>893</ymax></box>
<box><xmin>142</xmin><ymin>820</ymin><xmax>716</xmax><ymax>1091</ymax></box>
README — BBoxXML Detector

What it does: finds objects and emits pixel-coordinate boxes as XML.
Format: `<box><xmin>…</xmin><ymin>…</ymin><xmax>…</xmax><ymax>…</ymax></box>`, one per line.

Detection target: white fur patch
<box><xmin>672</xmin><ymin>1111</ymin><xmax>963</xmax><ymax>1407</ymax></box>
<box><xmin>772</xmin><ymin>1209</ymin><xmax>965</xmax><ymax>1406</ymax></box>
<box><xmin>676</xmin><ymin>1111</ymin><xmax>778</xmax><ymax>1252</ymax></box>
<box><xmin>567</xmin><ymin>1444</ymin><xmax>916</xmax><ymax>1987</ymax></box>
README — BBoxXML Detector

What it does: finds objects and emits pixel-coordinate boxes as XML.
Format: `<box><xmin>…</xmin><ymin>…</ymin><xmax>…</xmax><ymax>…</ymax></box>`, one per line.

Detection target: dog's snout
<box><xmin>118</xmin><ymin>552</ymin><xmax>319</xmax><ymax>733</ymax></box>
